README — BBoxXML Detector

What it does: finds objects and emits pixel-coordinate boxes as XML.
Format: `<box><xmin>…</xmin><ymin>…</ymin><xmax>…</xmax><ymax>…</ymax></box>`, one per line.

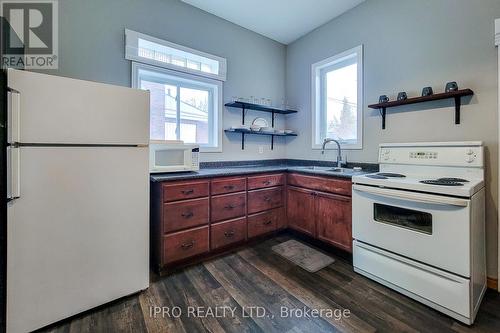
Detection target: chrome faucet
<box><xmin>321</xmin><ymin>138</ymin><xmax>345</xmax><ymax>168</ymax></box>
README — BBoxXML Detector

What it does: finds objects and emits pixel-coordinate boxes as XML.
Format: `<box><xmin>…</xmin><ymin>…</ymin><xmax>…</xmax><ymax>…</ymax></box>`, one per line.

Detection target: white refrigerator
<box><xmin>5</xmin><ymin>69</ymin><xmax>150</xmax><ymax>333</ymax></box>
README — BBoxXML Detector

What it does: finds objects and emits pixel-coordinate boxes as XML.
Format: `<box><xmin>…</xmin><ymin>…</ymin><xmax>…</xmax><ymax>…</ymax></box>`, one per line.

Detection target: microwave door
<box><xmin>150</xmin><ymin>148</ymin><xmax>187</xmax><ymax>173</ymax></box>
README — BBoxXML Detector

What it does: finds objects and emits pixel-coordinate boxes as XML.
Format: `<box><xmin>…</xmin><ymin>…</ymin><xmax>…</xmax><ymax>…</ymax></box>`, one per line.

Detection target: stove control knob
<box><xmin>382</xmin><ymin>150</ymin><xmax>390</xmax><ymax>160</ymax></box>
<box><xmin>466</xmin><ymin>155</ymin><xmax>476</xmax><ymax>163</ymax></box>
<box><xmin>466</xmin><ymin>149</ymin><xmax>475</xmax><ymax>155</ymax></box>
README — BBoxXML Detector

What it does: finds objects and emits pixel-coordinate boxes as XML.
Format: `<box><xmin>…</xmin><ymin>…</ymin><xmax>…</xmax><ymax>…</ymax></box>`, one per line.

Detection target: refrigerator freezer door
<box><xmin>7</xmin><ymin>68</ymin><xmax>149</xmax><ymax>145</ymax></box>
<box><xmin>6</xmin><ymin>146</ymin><xmax>149</xmax><ymax>333</ymax></box>
<box><xmin>7</xmin><ymin>91</ymin><xmax>20</xmax><ymax>144</ymax></box>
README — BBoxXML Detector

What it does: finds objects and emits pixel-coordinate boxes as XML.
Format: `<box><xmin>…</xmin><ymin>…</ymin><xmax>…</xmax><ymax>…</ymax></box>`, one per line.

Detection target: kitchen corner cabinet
<box><xmin>286</xmin><ymin>173</ymin><xmax>352</xmax><ymax>252</ymax></box>
<box><xmin>151</xmin><ymin>171</ymin><xmax>353</xmax><ymax>274</ymax></box>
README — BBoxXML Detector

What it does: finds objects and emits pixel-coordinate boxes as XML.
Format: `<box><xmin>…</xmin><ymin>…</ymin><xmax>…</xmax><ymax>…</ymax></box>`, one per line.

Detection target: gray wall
<box><xmin>285</xmin><ymin>0</ymin><xmax>500</xmax><ymax>278</ymax></box>
<box><xmin>45</xmin><ymin>0</ymin><xmax>500</xmax><ymax>278</ymax></box>
<box><xmin>46</xmin><ymin>0</ymin><xmax>287</xmax><ymax>162</ymax></box>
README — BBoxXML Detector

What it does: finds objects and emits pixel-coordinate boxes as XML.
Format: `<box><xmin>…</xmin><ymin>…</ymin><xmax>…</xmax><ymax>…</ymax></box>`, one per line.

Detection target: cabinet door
<box><xmin>316</xmin><ymin>192</ymin><xmax>352</xmax><ymax>252</ymax></box>
<box><xmin>286</xmin><ymin>186</ymin><xmax>315</xmax><ymax>237</ymax></box>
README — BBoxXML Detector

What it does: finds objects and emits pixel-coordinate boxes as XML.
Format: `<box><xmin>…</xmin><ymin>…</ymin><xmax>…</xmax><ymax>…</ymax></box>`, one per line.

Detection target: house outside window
<box><xmin>312</xmin><ymin>45</ymin><xmax>363</xmax><ymax>150</ymax></box>
<box><xmin>127</xmin><ymin>30</ymin><xmax>225</xmax><ymax>152</ymax></box>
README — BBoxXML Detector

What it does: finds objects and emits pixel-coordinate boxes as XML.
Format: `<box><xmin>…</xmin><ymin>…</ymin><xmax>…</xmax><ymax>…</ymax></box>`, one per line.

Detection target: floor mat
<box><xmin>271</xmin><ymin>239</ymin><xmax>335</xmax><ymax>273</ymax></box>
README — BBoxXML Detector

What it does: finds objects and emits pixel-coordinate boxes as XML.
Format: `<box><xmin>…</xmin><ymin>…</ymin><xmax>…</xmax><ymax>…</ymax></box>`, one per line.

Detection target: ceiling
<box><xmin>181</xmin><ymin>0</ymin><xmax>366</xmax><ymax>45</ymax></box>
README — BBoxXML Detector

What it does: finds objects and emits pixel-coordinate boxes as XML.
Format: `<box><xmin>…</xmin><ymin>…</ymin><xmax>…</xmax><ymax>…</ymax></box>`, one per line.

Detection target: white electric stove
<box><xmin>352</xmin><ymin>141</ymin><xmax>486</xmax><ymax>325</ymax></box>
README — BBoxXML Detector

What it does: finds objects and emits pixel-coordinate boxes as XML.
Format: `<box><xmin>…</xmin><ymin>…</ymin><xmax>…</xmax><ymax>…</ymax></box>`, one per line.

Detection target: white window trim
<box><xmin>126</xmin><ymin>29</ymin><xmax>227</xmax><ymax>82</ymax></box>
<box><xmin>311</xmin><ymin>45</ymin><xmax>363</xmax><ymax>150</ymax></box>
<box><xmin>132</xmin><ymin>62</ymin><xmax>223</xmax><ymax>153</ymax></box>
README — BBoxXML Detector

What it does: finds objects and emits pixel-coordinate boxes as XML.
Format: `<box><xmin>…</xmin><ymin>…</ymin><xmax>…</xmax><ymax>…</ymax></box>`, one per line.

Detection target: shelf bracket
<box><xmin>271</xmin><ymin>135</ymin><xmax>274</xmax><ymax>150</ymax></box>
<box><xmin>454</xmin><ymin>96</ymin><xmax>461</xmax><ymax>124</ymax></box>
<box><xmin>381</xmin><ymin>107</ymin><xmax>386</xmax><ymax>130</ymax></box>
<box><xmin>242</xmin><ymin>106</ymin><xmax>246</xmax><ymax>125</ymax></box>
<box><xmin>241</xmin><ymin>132</ymin><xmax>245</xmax><ymax>150</ymax></box>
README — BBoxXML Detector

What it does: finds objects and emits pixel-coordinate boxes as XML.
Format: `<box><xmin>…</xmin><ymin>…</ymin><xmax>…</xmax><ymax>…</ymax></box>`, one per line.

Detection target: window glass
<box><xmin>134</xmin><ymin>64</ymin><xmax>221</xmax><ymax>150</ymax></box>
<box><xmin>126</xmin><ymin>29</ymin><xmax>226</xmax><ymax>81</ymax></box>
<box><xmin>312</xmin><ymin>46</ymin><xmax>363</xmax><ymax>149</ymax></box>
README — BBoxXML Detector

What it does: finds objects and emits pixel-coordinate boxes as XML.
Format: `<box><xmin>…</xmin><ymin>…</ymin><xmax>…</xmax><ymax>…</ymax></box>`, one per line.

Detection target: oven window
<box><xmin>373</xmin><ymin>203</ymin><xmax>432</xmax><ymax>234</ymax></box>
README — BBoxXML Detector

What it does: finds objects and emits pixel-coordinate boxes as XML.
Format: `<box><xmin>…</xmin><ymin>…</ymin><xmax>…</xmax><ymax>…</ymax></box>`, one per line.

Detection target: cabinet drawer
<box><xmin>247</xmin><ymin>173</ymin><xmax>284</xmax><ymax>190</ymax></box>
<box><xmin>287</xmin><ymin>173</ymin><xmax>351</xmax><ymax>196</ymax></box>
<box><xmin>163</xmin><ymin>226</ymin><xmax>209</xmax><ymax>264</ymax></box>
<box><xmin>211</xmin><ymin>192</ymin><xmax>246</xmax><ymax>222</ymax></box>
<box><xmin>211</xmin><ymin>218</ymin><xmax>247</xmax><ymax>250</ymax></box>
<box><xmin>248</xmin><ymin>187</ymin><xmax>283</xmax><ymax>214</ymax></box>
<box><xmin>211</xmin><ymin>177</ymin><xmax>246</xmax><ymax>195</ymax></box>
<box><xmin>248</xmin><ymin>209</ymin><xmax>280</xmax><ymax>238</ymax></box>
<box><xmin>163</xmin><ymin>198</ymin><xmax>209</xmax><ymax>233</ymax></box>
<box><xmin>163</xmin><ymin>180</ymin><xmax>209</xmax><ymax>202</ymax></box>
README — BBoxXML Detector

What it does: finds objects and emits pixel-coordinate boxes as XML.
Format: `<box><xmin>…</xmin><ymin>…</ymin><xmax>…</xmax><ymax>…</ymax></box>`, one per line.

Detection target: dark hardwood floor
<box><xmin>39</xmin><ymin>234</ymin><xmax>500</xmax><ymax>333</ymax></box>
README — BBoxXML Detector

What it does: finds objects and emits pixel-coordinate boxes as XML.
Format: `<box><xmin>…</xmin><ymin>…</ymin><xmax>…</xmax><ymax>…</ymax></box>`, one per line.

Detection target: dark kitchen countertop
<box><xmin>150</xmin><ymin>159</ymin><xmax>378</xmax><ymax>182</ymax></box>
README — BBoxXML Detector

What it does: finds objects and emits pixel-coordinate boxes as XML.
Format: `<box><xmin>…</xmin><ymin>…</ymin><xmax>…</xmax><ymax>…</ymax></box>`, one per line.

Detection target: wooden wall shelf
<box><xmin>225</xmin><ymin>101</ymin><xmax>298</xmax><ymax>115</ymax></box>
<box><xmin>368</xmin><ymin>89</ymin><xmax>474</xmax><ymax>129</ymax></box>
<box><xmin>225</xmin><ymin>101</ymin><xmax>298</xmax><ymax>150</ymax></box>
<box><xmin>224</xmin><ymin>129</ymin><xmax>297</xmax><ymax>150</ymax></box>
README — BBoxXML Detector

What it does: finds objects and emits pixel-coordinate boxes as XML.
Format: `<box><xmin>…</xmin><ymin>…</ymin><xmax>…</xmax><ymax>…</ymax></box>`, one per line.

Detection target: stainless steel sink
<box><xmin>297</xmin><ymin>166</ymin><xmax>357</xmax><ymax>173</ymax></box>
<box><xmin>327</xmin><ymin>167</ymin><xmax>349</xmax><ymax>172</ymax></box>
<box><xmin>298</xmin><ymin>166</ymin><xmax>331</xmax><ymax>171</ymax></box>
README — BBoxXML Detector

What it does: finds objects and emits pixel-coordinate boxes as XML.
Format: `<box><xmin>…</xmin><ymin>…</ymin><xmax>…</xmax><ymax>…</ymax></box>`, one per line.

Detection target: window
<box><xmin>132</xmin><ymin>63</ymin><xmax>222</xmax><ymax>152</ymax></box>
<box><xmin>312</xmin><ymin>45</ymin><xmax>363</xmax><ymax>149</ymax></box>
<box><xmin>126</xmin><ymin>29</ymin><xmax>227</xmax><ymax>81</ymax></box>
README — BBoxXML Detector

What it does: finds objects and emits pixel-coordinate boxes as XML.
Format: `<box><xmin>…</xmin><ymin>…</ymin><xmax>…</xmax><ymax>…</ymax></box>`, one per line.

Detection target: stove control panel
<box><xmin>409</xmin><ymin>151</ymin><xmax>438</xmax><ymax>160</ymax></box>
<box><xmin>379</xmin><ymin>145</ymin><xmax>483</xmax><ymax>167</ymax></box>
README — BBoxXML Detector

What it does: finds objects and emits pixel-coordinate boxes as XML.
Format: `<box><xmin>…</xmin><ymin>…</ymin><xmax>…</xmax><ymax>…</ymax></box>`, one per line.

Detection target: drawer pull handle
<box><xmin>224</xmin><ymin>185</ymin><xmax>235</xmax><ymax>190</ymax></box>
<box><xmin>224</xmin><ymin>230</ymin><xmax>235</xmax><ymax>237</ymax></box>
<box><xmin>263</xmin><ymin>220</ymin><xmax>272</xmax><ymax>225</ymax></box>
<box><xmin>181</xmin><ymin>211</ymin><xmax>194</xmax><ymax>218</ymax></box>
<box><xmin>263</xmin><ymin>196</ymin><xmax>272</xmax><ymax>202</ymax></box>
<box><xmin>224</xmin><ymin>204</ymin><xmax>236</xmax><ymax>209</ymax></box>
<box><xmin>263</xmin><ymin>180</ymin><xmax>272</xmax><ymax>185</ymax></box>
<box><xmin>181</xmin><ymin>241</ymin><xmax>195</xmax><ymax>249</ymax></box>
<box><xmin>181</xmin><ymin>189</ymin><xmax>194</xmax><ymax>195</ymax></box>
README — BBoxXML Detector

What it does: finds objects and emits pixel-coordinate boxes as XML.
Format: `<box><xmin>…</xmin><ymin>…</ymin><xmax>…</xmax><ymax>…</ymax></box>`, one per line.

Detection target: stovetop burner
<box><xmin>436</xmin><ymin>178</ymin><xmax>469</xmax><ymax>183</ymax></box>
<box><xmin>377</xmin><ymin>173</ymin><xmax>406</xmax><ymax>178</ymax></box>
<box><xmin>420</xmin><ymin>180</ymin><xmax>464</xmax><ymax>186</ymax></box>
<box><xmin>366</xmin><ymin>174</ymin><xmax>389</xmax><ymax>179</ymax></box>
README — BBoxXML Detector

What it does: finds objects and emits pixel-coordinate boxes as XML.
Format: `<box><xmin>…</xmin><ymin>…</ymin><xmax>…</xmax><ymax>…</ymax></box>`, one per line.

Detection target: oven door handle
<box><xmin>352</xmin><ymin>184</ymin><xmax>469</xmax><ymax>207</ymax></box>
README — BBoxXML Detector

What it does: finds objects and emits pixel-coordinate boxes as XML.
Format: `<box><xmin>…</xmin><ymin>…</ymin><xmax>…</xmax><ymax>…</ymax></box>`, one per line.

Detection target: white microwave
<box><xmin>149</xmin><ymin>141</ymin><xmax>200</xmax><ymax>173</ymax></box>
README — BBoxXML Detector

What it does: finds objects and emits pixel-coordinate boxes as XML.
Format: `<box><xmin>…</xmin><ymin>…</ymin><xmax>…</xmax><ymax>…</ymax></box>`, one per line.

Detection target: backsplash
<box><xmin>200</xmin><ymin>159</ymin><xmax>379</xmax><ymax>172</ymax></box>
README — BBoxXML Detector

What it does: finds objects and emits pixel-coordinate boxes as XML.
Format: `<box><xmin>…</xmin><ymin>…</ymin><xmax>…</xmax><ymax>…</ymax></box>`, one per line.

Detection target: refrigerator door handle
<box><xmin>7</xmin><ymin>146</ymin><xmax>20</xmax><ymax>200</ymax></box>
<box><xmin>7</xmin><ymin>90</ymin><xmax>21</xmax><ymax>144</ymax></box>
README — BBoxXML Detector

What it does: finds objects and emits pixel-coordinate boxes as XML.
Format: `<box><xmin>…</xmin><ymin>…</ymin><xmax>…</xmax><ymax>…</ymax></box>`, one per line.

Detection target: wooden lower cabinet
<box><xmin>163</xmin><ymin>226</ymin><xmax>209</xmax><ymax>264</ymax></box>
<box><xmin>163</xmin><ymin>197</ymin><xmax>209</xmax><ymax>233</ymax></box>
<box><xmin>287</xmin><ymin>186</ymin><xmax>315</xmax><ymax>237</ymax></box>
<box><xmin>287</xmin><ymin>173</ymin><xmax>353</xmax><ymax>253</ymax></box>
<box><xmin>248</xmin><ymin>208</ymin><xmax>281</xmax><ymax>238</ymax></box>
<box><xmin>315</xmin><ymin>192</ymin><xmax>352</xmax><ymax>252</ymax></box>
<box><xmin>151</xmin><ymin>171</ymin><xmax>353</xmax><ymax>273</ymax></box>
<box><xmin>211</xmin><ymin>218</ymin><xmax>247</xmax><ymax>250</ymax></box>
<box><xmin>210</xmin><ymin>192</ymin><xmax>246</xmax><ymax>222</ymax></box>
<box><xmin>247</xmin><ymin>186</ymin><xmax>283</xmax><ymax>214</ymax></box>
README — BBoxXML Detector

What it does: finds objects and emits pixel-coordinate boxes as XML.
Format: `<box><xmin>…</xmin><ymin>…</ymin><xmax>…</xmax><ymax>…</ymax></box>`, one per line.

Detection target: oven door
<box><xmin>352</xmin><ymin>184</ymin><xmax>471</xmax><ymax>277</ymax></box>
